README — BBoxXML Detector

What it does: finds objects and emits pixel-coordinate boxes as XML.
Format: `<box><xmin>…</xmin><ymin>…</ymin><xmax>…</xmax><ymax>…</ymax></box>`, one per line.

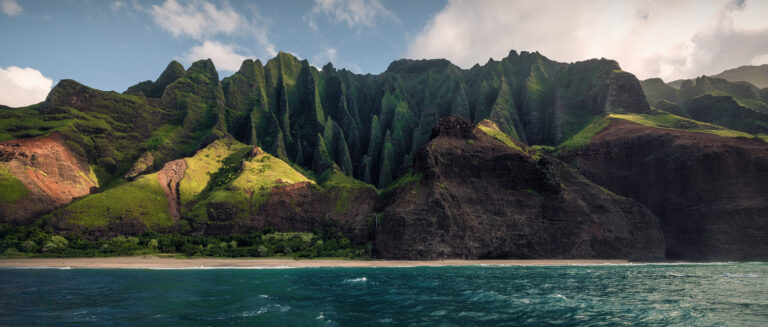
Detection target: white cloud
<box><xmin>1</xmin><ymin>0</ymin><xmax>22</xmax><ymax>16</ymax></box>
<box><xmin>305</xmin><ymin>0</ymin><xmax>398</xmax><ymax>31</ymax></box>
<box><xmin>150</xmin><ymin>0</ymin><xmax>276</xmax><ymax>64</ymax></box>
<box><xmin>111</xmin><ymin>1</ymin><xmax>125</xmax><ymax>12</ymax></box>
<box><xmin>0</xmin><ymin>66</ymin><xmax>54</xmax><ymax>107</ymax></box>
<box><xmin>347</xmin><ymin>63</ymin><xmax>362</xmax><ymax>74</ymax></box>
<box><xmin>150</xmin><ymin>0</ymin><xmax>245</xmax><ymax>39</ymax></box>
<box><xmin>406</xmin><ymin>0</ymin><xmax>768</xmax><ymax>81</ymax></box>
<box><xmin>182</xmin><ymin>40</ymin><xmax>249</xmax><ymax>72</ymax></box>
<box><xmin>312</xmin><ymin>47</ymin><xmax>338</xmax><ymax>67</ymax></box>
<box><xmin>752</xmin><ymin>53</ymin><xmax>768</xmax><ymax>65</ymax></box>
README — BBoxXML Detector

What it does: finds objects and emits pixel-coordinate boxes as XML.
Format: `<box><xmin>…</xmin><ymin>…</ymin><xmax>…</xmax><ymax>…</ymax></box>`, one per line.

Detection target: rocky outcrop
<box><xmin>641</xmin><ymin>78</ymin><xmax>679</xmax><ymax>105</ymax></box>
<box><xmin>157</xmin><ymin>159</ymin><xmax>186</xmax><ymax>221</ymax></box>
<box><xmin>375</xmin><ymin>116</ymin><xmax>664</xmax><ymax>260</ymax></box>
<box><xmin>124</xmin><ymin>61</ymin><xmax>186</xmax><ymax>98</ymax></box>
<box><xmin>0</xmin><ymin>133</ymin><xmax>98</xmax><ymax>224</ymax></box>
<box><xmin>605</xmin><ymin>71</ymin><xmax>651</xmax><ymax>113</ymax></box>
<box><xmin>125</xmin><ymin>151</ymin><xmax>154</xmax><ymax>180</ymax></box>
<box><xmin>561</xmin><ymin>119</ymin><xmax>768</xmax><ymax>260</ymax></box>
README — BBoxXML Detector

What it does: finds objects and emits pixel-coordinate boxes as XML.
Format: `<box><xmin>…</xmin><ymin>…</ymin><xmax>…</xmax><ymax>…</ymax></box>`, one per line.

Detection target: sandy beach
<box><xmin>0</xmin><ymin>256</ymin><xmax>632</xmax><ymax>269</ymax></box>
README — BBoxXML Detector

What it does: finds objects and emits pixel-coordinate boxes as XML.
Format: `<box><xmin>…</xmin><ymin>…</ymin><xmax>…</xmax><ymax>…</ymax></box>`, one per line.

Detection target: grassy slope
<box><xmin>179</xmin><ymin>139</ymin><xmax>250</xmax><ymax>206</ymax></box>
<box><xmin>557</xmin><ymin>117</ymin><xmax>611</xmax><ymax>151</ymax></box>
<box><xmin>319</xmin><ymin>169</ymin><xmax>377</xmax><ymax>214</ymax></box>
<box><xmin>0</xmin><ymin>164</ymin><xmax>29</xmax><ymax>203</ymax></box>
<box><xmin>609</xmin><ymin>113</ymin><xmax>753</xmax><ymax>138</ymax></box>
<box><xmin>557</xmin><ymin>111</ymin><xmax>758</xmax><ymax>152</ymax></box>
<box><xmin>477</xmin><ymin>122</ymin><xmax>523</xmax><ymax>152</ymax></box>
<box><xmin>186</xmin><ymin>140</ymin><xmax>315</xmax><ymax>223</ymax></box>
<box><xmin>57</xmin><ymin>173</ymin><xmax>172</xmax><ymax>228</ymax></box>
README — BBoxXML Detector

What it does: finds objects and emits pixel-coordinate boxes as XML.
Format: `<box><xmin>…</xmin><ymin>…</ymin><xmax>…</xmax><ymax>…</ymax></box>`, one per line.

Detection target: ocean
<box><xmin>1</xmin><ymin>263</ymin><xmax>766</xmax><ymax>326</ymax></box>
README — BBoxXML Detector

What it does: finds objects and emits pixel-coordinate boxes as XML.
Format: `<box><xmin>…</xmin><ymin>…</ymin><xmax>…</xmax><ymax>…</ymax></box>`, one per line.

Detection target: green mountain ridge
<box><xmin>641</xmin><ymin>75</ymin><xmax>768</xmax><ymax>135</ymax></box>
<box><xmin>2</xmin><ymin>50</ymin><xmax>768</xmax><ymax>260</ymax></box>
<box><xmin>712</xmin><ymin>64</ymin><xmax>768</xmax><ymax>89</ymax></box>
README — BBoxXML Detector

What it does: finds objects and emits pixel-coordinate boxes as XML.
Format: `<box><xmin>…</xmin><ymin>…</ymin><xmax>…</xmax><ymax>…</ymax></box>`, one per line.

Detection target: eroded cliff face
<box><xmin>561</xmin><ymin>119</ymin><xmax>768</xmax><ymax>260</ymax></box>
<box><xmin>374</xmin><ymin>116</ymin><xmax>665</xmax><ymax>260</ymax></box>
<box><xmin>0</xmin><ymin>133</ymin><xmax>98</xmax><ymax>224</ymax></box>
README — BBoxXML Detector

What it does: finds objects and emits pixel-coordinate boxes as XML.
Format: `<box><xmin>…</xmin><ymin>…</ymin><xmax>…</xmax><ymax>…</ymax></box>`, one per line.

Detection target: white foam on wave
<box><xmin>724</xmin><ymin>273</ymin><xmax>763</xmax><ymax>278</ymax></box>
<box><xmin>344</xmin><ymin>277</ymin><xmax>367</xmax><ymax>283</ymax></box>
<box><xmin>550</xmin><ymin>294</ymin><xmax>568</xmax><ymax>301</ymax></box>
<box><xmin>239</xmin><ymin>308</ymin><xmax>268</xmax><ymax>317</ymax></box>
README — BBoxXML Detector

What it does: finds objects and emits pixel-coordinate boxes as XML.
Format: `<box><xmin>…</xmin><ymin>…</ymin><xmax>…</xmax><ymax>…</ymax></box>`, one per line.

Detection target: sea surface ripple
<box><xmin>1</xmin><ymin>263</ymin><xmax>767</xmax><ymax>326</ymax></box>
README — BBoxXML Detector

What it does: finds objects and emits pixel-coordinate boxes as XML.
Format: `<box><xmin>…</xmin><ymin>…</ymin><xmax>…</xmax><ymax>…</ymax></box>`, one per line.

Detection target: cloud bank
<box><xmin>305</xmin><ymin>0</ymin><xmax>398</xmax><ymax>31</ymax></box>
<box><xmin>0</xmin><ymin>66</ymin><xmax>54</xmax><ymax>107</ymax></box>
<box><xmin>406</xmin><ymin>0</ymin><xmax>768</xmax><ymax>81</ymax></box>
<box><xmin>150</xmin><ymin>0</ymin><xmax>244</xmax><ymax>40</ymax></box>
<box><xmin>150</xmin><ymin>0</ymin><xmax>276</xmax><ymax>72</ymax></box>
<box><xmin>1</xmin><ymin>0</ymin><xmax>21</xmax><ymax>16</ymax></box>
<box><xmin>182</xmin><ymin>41</ymin><xmax>248</xmax><ymax>72</ymax></box>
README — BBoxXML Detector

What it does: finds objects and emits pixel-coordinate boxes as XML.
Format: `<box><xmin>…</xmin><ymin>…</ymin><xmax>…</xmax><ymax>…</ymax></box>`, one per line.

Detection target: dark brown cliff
<box><xmin>561</xmin><ymin>119</ymin><xmax>768</xmax><ymax>260</ymax></box>
<box><xmin>374</xmin><ymin>116</ymin><xmax>665</xmax><ymax>260</ymax></box>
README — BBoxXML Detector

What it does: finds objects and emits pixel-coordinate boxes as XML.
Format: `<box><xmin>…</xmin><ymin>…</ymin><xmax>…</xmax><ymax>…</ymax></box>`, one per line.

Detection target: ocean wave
<box><xmin>344</xmin><ymin>277</ymin><xmax>368</xmax><ymax>283</ymax></box>
<box><xmin>550</xmin><ymin>294</ymin><xmax>568</xmax><ymax>301</ymax></box>
<box><xmin>724</xmin><ymin>273</ymin><xmax>763</xmax><ymax>278</ymax></box>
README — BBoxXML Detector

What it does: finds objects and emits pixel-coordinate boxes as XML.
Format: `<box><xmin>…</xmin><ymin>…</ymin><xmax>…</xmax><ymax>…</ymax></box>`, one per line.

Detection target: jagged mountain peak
<box><xmin>186</xmin><ymin>59</ymin><xmax>219</xmax><ymax>80</ymax></box>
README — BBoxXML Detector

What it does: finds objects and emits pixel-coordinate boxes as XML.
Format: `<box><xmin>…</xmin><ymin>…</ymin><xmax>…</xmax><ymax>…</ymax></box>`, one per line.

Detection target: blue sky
<box><xmin>1</xmin><ymin>0</ymin><xmax>767</xmax><ymax>107</ymax></box>
<box><xmin>0</xmin><ymin>0</ymin><xmax>445</xmax><ymax>94</ymax></box>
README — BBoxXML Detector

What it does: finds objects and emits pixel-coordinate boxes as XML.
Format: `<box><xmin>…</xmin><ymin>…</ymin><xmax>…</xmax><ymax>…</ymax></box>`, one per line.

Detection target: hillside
<box><xmin>641</xmin><ymin>76</ymin><xmax>768</xmax><ymax>134</ymax></box>
<box><xmin>1</xmin><ymin>50</ymin><xmax>767</xmax><ymax>260</ymax></box>
<box><xmin>712</xmin><ymin>64</ymin><xmax>768</xmax><ymax>89</ymax></box>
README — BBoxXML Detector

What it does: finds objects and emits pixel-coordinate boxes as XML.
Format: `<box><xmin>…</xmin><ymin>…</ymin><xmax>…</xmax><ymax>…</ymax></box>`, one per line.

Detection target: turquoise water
<box><xmin>1</xmin><ymin>263</ymin><xmax>767</xmax><ymax>326</ymax></box>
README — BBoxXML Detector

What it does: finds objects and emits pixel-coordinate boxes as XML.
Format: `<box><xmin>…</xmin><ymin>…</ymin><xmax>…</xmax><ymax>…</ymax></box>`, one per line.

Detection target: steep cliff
<box><xmin>0</xmin><ymin>133</ymin><xmax>98</xmax><ymax>224</ymax></box>
<box><xmin>374</xmin><ymin>116</ymin><xmax>664</xmax><ymax>260</ymax></box>
<box><xmin>561</xmin><ymin>118</ymin><xmax>768</xmax><ymax>260</ymax></box>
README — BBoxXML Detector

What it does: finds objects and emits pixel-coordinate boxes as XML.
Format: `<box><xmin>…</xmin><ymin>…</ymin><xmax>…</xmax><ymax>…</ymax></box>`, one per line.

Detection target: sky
<box><xmin>1</xmin><ymin>0</ymin><xmax>767</xmax><ymax>107</ymax></box>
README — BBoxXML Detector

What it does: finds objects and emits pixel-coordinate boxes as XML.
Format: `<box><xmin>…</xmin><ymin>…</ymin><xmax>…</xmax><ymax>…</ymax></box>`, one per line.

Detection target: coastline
<box><xmin>0</xmin><ymin>256</ymin><xmax>634</xmax><ymax>269</ymax></box>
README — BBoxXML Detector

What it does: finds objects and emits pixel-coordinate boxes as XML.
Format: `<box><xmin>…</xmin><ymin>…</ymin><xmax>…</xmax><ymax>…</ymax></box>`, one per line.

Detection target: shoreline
<box><xmin>0</xmin><ymin>256</ymin><xmax>643</xmax><ymax>269</ymax></box>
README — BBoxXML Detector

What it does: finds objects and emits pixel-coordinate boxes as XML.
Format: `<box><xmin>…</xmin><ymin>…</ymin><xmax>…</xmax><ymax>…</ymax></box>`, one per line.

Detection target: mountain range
<box><xmin>1</xmin><ymin>50</ymin><xmax>767</xmax><ymax>260</ymax></box>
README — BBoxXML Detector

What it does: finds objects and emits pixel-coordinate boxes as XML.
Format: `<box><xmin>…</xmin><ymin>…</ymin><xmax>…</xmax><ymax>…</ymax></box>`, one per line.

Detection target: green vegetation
<box><xmin>184</xmin><ymin>139</ymin><xmax>315</xmax><ymax>223</ymax></box>
<box><xmin>609</xmin><ymin>112</ymin><xmax>753</xmax><ymax>138</ymax></box>
<box><xmin>557</xmin><ymin>111</ymin><xmax>757</xmax><ymax>151</ymax></box>
<box><xmin>0</xmin><ymin>164</ymin><xmax>28</xmax><ymax>203</ymax></box>
<box><xmin>319</xmin><ymin>169</ymin><xmax>375</xmax><ymax>190</ymax></box>
<box><xmin>641</xmin><ymin>75</ymin><xmax>768</xmax><ymax>135</ymax></box>
<box><xmin>179</xmin><ymin>139</ymin><xmax>249</xmax><ymax>206</ymax></box>
<box><xmin>319</xmin><ymin>169</ymin><xmax>377</xmax><ymax>214</ymax></box>
<box><xmin>477</xmin><ymin>121</ymin><xmax>523</xmax><ymax>152</ymax></box>
<box><xmin>0</xmin><ymin>225</ymin><xmax>369</xmax><ymax>259</ymax></box>
<box><xmin>143</xmin><ymin>124</ymin><xmax>177</xmax><ymax>150</ymax></box>
<box><xmin>228</xmin><ymin>151</ymin><xmax>313</xmax><ymax>206</ymax></box>
<box><xmin>5</xmin><ymin>50</ymin><xmax>768</xmax><ymax>250</ymax></box>
<box><xmin>54</xmin><ymin>172</ymin><xmax>173</xmax><ymax>228</ymax></box>
<box><xmin>383</xmin><ymin>172</ymin><xmax>423</xmax><ymax>193</ymax></box>
<box><xmin>557</xmin><ymin>117</ymin><xmax>610</xmax><ymax>151</ymax></box>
